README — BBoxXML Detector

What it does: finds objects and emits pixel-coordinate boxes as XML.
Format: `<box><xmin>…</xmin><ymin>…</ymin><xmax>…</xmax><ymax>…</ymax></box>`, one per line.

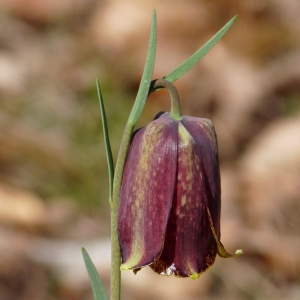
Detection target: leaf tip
<box><xmin>152</xmin><ymin>9</ymin><xmax>157</xmax><ymax>24</ymax></box>
<box><xmin>96</xmin><ymin>78</ymin><xmax>101</xmax><ymax>89</ymax></box>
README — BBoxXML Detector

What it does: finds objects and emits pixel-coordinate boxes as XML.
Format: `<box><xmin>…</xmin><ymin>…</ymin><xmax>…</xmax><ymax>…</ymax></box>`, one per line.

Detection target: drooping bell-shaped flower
<box><xmin>118</xmin><ymin>79</ymin><xmax>242</xmax><ymax>279</ymax></box>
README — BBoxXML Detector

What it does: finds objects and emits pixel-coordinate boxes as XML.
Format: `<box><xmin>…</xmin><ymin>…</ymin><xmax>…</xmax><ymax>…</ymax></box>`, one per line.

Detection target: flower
<box><xmin>117</xmin><ymin>80</ymin><xmax>242</xmax><ymax>279</ymax></box>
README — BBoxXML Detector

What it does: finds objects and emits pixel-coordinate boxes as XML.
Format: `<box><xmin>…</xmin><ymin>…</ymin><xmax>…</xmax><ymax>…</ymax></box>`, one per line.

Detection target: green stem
<box><xmin>150</xmin><ymin>79</ymin><xmax>182</xmax><ymax>120</ymax></box>
<box><xmin>110</xmin><ymin>122</ymin><xmax>133</xmax><ymax>300</ymax></box>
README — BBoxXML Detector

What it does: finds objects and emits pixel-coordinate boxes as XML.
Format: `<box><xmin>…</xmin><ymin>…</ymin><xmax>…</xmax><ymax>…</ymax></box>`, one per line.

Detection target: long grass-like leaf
<box><xmin>109</xmin><ymin>11</ymin><xmax>157</xmax><ymax>300</ymax></box>
<box><xmin>128</xmin><ymin>10</ymin><xmax>157</xmax><ymax>126</ymax></box>
<box><xmin>82</xmin><ymin>248</ymin><xmax>109</xmax><ymax>300</ymax></box>
<box><xmin>163</xmin><ymin>15</ymin><xmax>238</xmax><ymax>83</ymax></box>
<box><xmin>97</xmin><ymin>79</ymin><xmax>114</xmax><ymax>204</ymax></box>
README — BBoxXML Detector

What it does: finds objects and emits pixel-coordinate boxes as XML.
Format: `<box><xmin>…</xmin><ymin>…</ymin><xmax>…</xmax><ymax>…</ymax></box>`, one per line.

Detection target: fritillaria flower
<box><xmin>118</xmin><ymin>79</ymin><xmax>242</xmax><ymax>279</ymax></box>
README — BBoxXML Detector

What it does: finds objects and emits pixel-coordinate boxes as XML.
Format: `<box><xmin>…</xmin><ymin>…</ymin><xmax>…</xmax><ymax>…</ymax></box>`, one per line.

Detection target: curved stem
<box><xmin>150</xmin><ymin>79</ymin><xmax>182</xmax><ymax>120</ymax></box>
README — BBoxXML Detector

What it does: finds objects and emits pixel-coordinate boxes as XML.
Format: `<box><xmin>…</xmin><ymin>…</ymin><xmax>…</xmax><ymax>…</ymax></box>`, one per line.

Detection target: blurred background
<box><xmin>0</xmin><ymin>0</ymin><xmax>300</xmax><ymax>299</ymax></box>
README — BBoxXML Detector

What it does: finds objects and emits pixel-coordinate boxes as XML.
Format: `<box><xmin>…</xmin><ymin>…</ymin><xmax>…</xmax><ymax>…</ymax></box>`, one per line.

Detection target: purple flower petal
<box><xmin>150</xmin><ymin>122</ymin><xmax>218</xmax><ymax>278</ymax></box>
<box><xmin>118</xmin><ymin>116</ymin><xmax>178</xmax><ymax>270</ymax></box>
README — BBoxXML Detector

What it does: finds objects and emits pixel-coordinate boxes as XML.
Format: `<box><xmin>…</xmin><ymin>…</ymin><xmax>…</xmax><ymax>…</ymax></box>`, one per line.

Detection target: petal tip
<box><xmin>235</xmin><ymin>249</ymin><xmax>244</xmax><ymax>256</ymax></box>
<box><xmin>120</xmin><ymin>265</ymin><xmax>129</xmax><ymax>271</ymax></box>
<box><xmin>190</xmin><ymin>273</ymin><xmax>201</xmax><ymax>280</ymax></box>
<box><xmin>120</xmin><ymin>263</ymin><xmax>136</xmax><ymax>271</ymax></box>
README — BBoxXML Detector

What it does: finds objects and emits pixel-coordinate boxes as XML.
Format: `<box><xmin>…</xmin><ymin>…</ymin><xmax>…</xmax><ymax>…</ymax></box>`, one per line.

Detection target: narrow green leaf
<box><xmin>128</xmin><ymin>10</ymin><xmax>157</xmax><ymax>126</ymax></box>
<box><xmin>97</xmin><ymin>79</ymin><xmax>114</xmax><ymax>204</ymax></box>
<box><xmin>82</xmin><ymin>248</ymin><xmax>109</xmax><ymax>300</ymax></box>
<box><xmin>163</xmin><ymin>15</ymin><xmax>238</xmax><ymax>83</ymax></box>
<box><xmin>109</xmin><ymin>12</ymin><xmax>157</xmax><ymax>299</ymax></box>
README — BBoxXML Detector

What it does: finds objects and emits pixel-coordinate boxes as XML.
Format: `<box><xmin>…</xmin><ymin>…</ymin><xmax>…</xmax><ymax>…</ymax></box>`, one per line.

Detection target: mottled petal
<box><xmin>151</xmin><ymin>122</ymin><xmax>218</xmax><ymax>279</ymax></box>
<box><xmin>182</xmin><ymin>116</ymin><xmax>243</xmax><ymax>259</ymax></box>
<box><xmin>118</xmin><ymin>116</ymin><xmax>178</xmax><ymax>270</ymax></box>
<box><xmin>181</xmin><ymin>117</ymin><xmax>221</xmax><ymax>236</ymax></box>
